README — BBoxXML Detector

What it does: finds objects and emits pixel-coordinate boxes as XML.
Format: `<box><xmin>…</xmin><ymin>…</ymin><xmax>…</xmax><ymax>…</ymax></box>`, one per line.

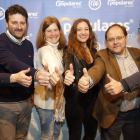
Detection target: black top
<box><xmin>63</xmin><ymin>47</ymin><xmax>100</xmax><ymax>108</ymax></box>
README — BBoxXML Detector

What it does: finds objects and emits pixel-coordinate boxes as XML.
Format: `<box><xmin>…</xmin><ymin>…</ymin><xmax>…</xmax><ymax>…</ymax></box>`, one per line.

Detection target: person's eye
<box><xmin>117</xmin><ymin>36</ymin><xmax>122</xmax><ymax>40</ymax></box>
<box><xmin>47</xmin><ymin>30</ymin><xmax>51</xmax><ymax>32</ymax></box>
<box><xmin>108</xmin><ymin>38</ymin><xmax>114</xmax><ymax>42</ymax></box>
<box><xmin>20</xmin><ymin>22</ymin><xmax>25</xmax><ymax>25</ymax></box>
<box><xmin>12</xmin><ymin>22</ymin><xmax>17</xmax><ymax>25</ymax></box>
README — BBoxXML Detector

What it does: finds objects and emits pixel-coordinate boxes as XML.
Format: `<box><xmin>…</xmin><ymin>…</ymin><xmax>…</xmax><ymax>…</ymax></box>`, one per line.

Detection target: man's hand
<box><xmin>12</xmin><ymin>68</ymin><xmax>32</xmax><ymax>87</ymax></box>
<box><xmin>50</xmin><ymin>66</ymin><xmax>60</xmax><ymax>86</ymax></box>
<box><xmin>105</xmin><ymin>74</ymin><xmax>123</xmax><ymax>95</ymax></box>
<box><xmin>10</xmin><ymin>68</ymin><xmax>32</xmax><ymax>87</ymax></box>
<box><xmin>78</xmin><ymin>68</ymin><xmax>90</xmax><ymax>93</ymax></box>
<box><xmin>36</xmin><ymin>64</ymin><xmax>50</xmax><ymax>86</ymax></box>
<box><xmin>64</xmin><ymin>63</ymin><xmax>75</xmax><ymax>86</ymax></box>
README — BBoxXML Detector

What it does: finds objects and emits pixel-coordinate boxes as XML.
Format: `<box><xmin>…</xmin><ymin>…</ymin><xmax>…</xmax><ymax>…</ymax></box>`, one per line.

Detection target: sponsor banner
<box><xmin>56</xmin><ymin>0</ymin><xmax>82</xmax><ymax>8</ymax></box>
<box><xmin>0</xmin><ymin>7</ymin><xmax>5</xmax><ymax>20</ymax></box>
<box><xmin>43</xmin><ymin>0</ymin><xmax>140</xmax><ymax>50</ymax></box>
<box><xmin>107</xmin><ymin>0</ymin><xmax>134</xmax><ymax>7</ymax></box>
<box><xmin>88</xmin><ymin>0</ymin><xmax>101</xmax><ymax>10</ymax></box>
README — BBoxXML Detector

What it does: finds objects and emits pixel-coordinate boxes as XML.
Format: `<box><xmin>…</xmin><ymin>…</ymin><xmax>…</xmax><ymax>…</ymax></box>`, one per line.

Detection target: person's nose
<box><xmin>51</xmin><ymin>31</ymin><xmax>55</xmax><ymax>36</ymax></box>
<box><xmin>114</xmin><ymin>38</ymin><xmax>118</xmax><ymax>44</ymax></box>
<box><xmin>81</xmin><ymin>29</ymin><xmax>86</xmax><ymax>34</ymax></box>
<box><xmin>17</xmin><ymin>23</ymin><xmax>22</xmax><ymax>29</ymax></box>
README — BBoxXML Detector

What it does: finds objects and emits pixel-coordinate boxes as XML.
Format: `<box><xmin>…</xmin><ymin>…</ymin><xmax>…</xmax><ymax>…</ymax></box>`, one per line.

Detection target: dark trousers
<box><xmin>101</xmin><ymin>107</ymin><xmax>140</xmax><ymax>140</ymax></box>
<box><xmin>65</xmin><ymin>101</ymin><xmax>98</xmax><ymax>140</ymax></box>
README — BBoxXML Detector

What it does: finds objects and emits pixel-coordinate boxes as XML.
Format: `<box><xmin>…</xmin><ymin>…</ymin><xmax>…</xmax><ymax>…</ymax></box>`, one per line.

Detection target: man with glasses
<box><xmin>78</xmin><ymin>24</ymin><xmax>140</xmax><ymax>140</ymax></box>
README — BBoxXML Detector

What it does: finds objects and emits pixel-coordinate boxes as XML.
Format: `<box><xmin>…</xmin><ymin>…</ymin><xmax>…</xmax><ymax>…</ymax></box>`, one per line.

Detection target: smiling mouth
<box><xmin>15</xmin><ymin>30</ymin><xmax>23</xmax><ymax>34</ymax></box>
<box><xmin>15</xmin><ymin>29</ymin><xmax>23</xmax><ymax>31</ymax></box>
<box><xmin>50</xmin><ymin>37</ymin><xmax>58</xmax><ymax>39</ymax></box>
<box><xmin>113</xmin><ymin>45</ymin><xmax>120</xmax><ymax>48</ymax></box>
<box><xmin>79</xmin><ymin>35</ymin><xmax>87</xmax><ymax>39</ymax></box>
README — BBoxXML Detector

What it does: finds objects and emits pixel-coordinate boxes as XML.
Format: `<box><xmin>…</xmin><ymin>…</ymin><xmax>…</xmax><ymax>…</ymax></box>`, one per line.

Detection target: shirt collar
<box><xmin>114</xmin><ymin>47</ymin><xmax>129</xmax><ymax>59</ymax></box>
<box><xmin>45</xmin><ymin>39</ymin><xmax>59</xmax><ymax>50</ymax></box>
<box><xmin>6</xmin><ymin>30</ymin><xmax>25</xmax><ymax>45</ymax></box>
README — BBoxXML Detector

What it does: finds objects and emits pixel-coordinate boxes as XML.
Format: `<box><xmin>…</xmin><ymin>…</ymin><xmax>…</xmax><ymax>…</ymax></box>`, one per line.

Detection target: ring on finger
<box><xmin>25</xmin><ymin>83</ymin><xmax>29</xmax><ymax>86</ymax></box>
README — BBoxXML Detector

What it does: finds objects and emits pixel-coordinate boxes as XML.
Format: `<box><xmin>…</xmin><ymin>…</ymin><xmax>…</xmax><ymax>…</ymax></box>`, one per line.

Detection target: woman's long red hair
<box><xmin>68</xmin><ymin>18</ymin><xmax>97</xmax><ymax>64</ymax></box>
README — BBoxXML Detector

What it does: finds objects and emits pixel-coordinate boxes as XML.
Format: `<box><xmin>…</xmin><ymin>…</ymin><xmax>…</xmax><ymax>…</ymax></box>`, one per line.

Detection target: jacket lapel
<box><xmin>128</xmin><ymin>47</ymin><xmax>140</xmax><ymax>70</ymax></box>
<box><xmin>107</xmin><ymin>49</ymin><xmax>122</xmax><ymax>80</ymax></box>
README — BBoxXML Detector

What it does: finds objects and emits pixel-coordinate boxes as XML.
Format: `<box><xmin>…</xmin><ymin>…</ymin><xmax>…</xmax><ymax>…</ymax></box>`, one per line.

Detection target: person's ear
<box><xmin>5</xmin><ymin>20</ymin><xmax>8</xmax><ymax>29</ymax></box>
<box><xmin>125</xmin><ymin>35</ymin><xmax>128</xmax><ymax>43</ymax></box>
<box><xmin>105</xmin><ymin>40</ymin><xmax>108</xmax><ymax>48</ymax></box>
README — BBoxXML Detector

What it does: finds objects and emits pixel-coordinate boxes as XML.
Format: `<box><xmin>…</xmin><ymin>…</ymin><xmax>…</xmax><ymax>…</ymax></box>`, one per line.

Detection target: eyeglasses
<box><xmin>107</xmin><ymin>36</ymin><xmax>125</xmax><ymax>42</ymax></box>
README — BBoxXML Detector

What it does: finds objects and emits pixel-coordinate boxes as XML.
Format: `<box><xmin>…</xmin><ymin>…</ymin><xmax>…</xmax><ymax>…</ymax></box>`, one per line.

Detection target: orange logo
<box><xmin>59</xmin><ymin>17</ymin><xmax>78</xmax><ymax>23</ymax></box>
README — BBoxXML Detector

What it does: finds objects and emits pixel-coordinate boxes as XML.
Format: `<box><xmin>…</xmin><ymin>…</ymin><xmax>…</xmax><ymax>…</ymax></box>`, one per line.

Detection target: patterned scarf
<box><xmin>46</xmin><ymin>41</ymin><xmax>65</xmax><ymax>122</ymax></box>
<box><xmin>54</xmin><ymin>76</ymin><xmax>65</xmax><ymax>122</ymax></box>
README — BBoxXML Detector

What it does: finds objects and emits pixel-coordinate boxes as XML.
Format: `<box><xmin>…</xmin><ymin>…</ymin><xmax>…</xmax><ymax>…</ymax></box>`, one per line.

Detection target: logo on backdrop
<box><xmin>59</xmin><ymin>17</ymin><xmax>133</xmax><ymax>35</ymax></box>
<box><xmin>107</xmin><ymin>0</ymin><xmax>134</xmax><ymax>7</ymax></box>
<box><xmin>28</xmin><ymin>12</ymin><xmax>38</xmax><ymax>18</ymax></box>
<box><xmin>88</xmin><ymin>0</ymin><xmax>101</xmax><ymax>10</ymax></box>
<box><xmin>59</xmin><ymin>17</ymin><xmax>77</xmax><ymax>35</ymax></box>
<box><xmin>0</xmin><ymin>7</ymin><xmax>5</xmax><ymax>20</ymax></box>
<box><xmin>56</xmin><ymin>0</ymin><xmax>82</xmax><ymax>8</ymax></box>
<box><xmin>59</xmin><ymin>17</ymin><xmax>76</xmax><ymax>23</ymax></box>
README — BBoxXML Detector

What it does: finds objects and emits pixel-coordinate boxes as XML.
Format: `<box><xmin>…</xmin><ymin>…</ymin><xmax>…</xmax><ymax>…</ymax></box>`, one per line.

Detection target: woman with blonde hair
<box><xmin>34</xmin><ymin>16</ymin><xmax>66</xmax><ymax>140</ymax></box>
<box><xmin>63</xmin><ymin>18</ymin><xmax>99</xmax><ymax>140</ymax></box>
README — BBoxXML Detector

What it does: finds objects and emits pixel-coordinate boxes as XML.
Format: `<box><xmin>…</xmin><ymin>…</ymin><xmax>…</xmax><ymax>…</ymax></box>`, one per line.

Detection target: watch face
<box><xmin>121</xmin><ymin>89</ymin><xmax>125</xmax><ymax>93</ymax></box>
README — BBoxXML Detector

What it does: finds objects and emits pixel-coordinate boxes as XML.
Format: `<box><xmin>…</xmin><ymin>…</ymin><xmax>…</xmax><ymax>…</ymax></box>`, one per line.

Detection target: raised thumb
<box><xmin>43</xmin><ymin>64</ymin><xmax>48</xmax><ymax>71</ymax></box>
<box><xmin>23</xmin><ymin>68</ymin><xmax>30</xmax><ymax>74</ymax></box>
<box><xmin>83</xmin><ymin>68</ymin><xmax>88</xmax><ymax>77</ymax></box>
<box><xmin>106</xmin><ymin>74</ymin><xmax>113</xmax><ymax>82</ymax></box>
<box><xmin>69</xmin><ymin>63</ymin><xmax>74</xmax><ymax>74</ymax></box>
<box><xmin>55</xmin><ymin>66</ymin><xmax>60</xmax><ymax>76</ymax></box>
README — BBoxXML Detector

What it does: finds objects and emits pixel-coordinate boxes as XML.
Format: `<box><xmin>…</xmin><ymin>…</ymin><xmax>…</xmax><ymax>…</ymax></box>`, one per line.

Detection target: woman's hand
<box><xmin>64</xmin><ymin>63</ymin><xmax>75</xmax><ymax>86</ymax></box>
<box><xmin>50</xmin><ymin>66</ymin><xmax>60</xmax><ymax>86</ymax></box>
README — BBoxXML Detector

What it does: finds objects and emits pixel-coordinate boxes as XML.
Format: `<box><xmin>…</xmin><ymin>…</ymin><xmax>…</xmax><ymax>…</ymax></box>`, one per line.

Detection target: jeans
<box><xmin>0</xmin><ymin>98</ymin><xmax>31</xmax><ymax>140</ymax></box>
<box><xmin>36</xmin><ymin>106</ymin><xmax>61</xmax><ymax>140</ymax></box>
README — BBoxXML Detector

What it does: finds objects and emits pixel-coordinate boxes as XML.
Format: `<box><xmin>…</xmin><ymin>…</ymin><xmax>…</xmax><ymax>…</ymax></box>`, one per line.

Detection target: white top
<box><xmin>34</xmin><ymin>41</ymin><xmax>63</xmax><ymax>110</ymax></box>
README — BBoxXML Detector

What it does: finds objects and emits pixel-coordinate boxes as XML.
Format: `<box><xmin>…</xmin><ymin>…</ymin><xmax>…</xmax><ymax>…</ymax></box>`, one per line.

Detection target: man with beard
<box><xmin>78</xmin><ymin>24</ymin><xmax>140</xmax><ymax>140</ymax></box>
<box><xmin>0</xmin><ymin>4</ymin><xmax>50</xmax><ymax>139</ymax></box>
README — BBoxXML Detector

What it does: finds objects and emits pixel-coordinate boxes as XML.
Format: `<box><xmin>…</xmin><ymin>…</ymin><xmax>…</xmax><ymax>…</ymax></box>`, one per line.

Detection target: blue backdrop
<box><xmin>0</xmin><ymin>0</ymin><xmax>140</xmax><ymax>139</ymax></box>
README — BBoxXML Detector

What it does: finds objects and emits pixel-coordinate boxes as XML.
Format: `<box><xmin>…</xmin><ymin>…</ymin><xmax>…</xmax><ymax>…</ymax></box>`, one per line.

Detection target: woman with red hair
<box><xmin>63</xmin><ymin>18</ymin><xmax>100</xmax><ymax>140</ymax></box>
